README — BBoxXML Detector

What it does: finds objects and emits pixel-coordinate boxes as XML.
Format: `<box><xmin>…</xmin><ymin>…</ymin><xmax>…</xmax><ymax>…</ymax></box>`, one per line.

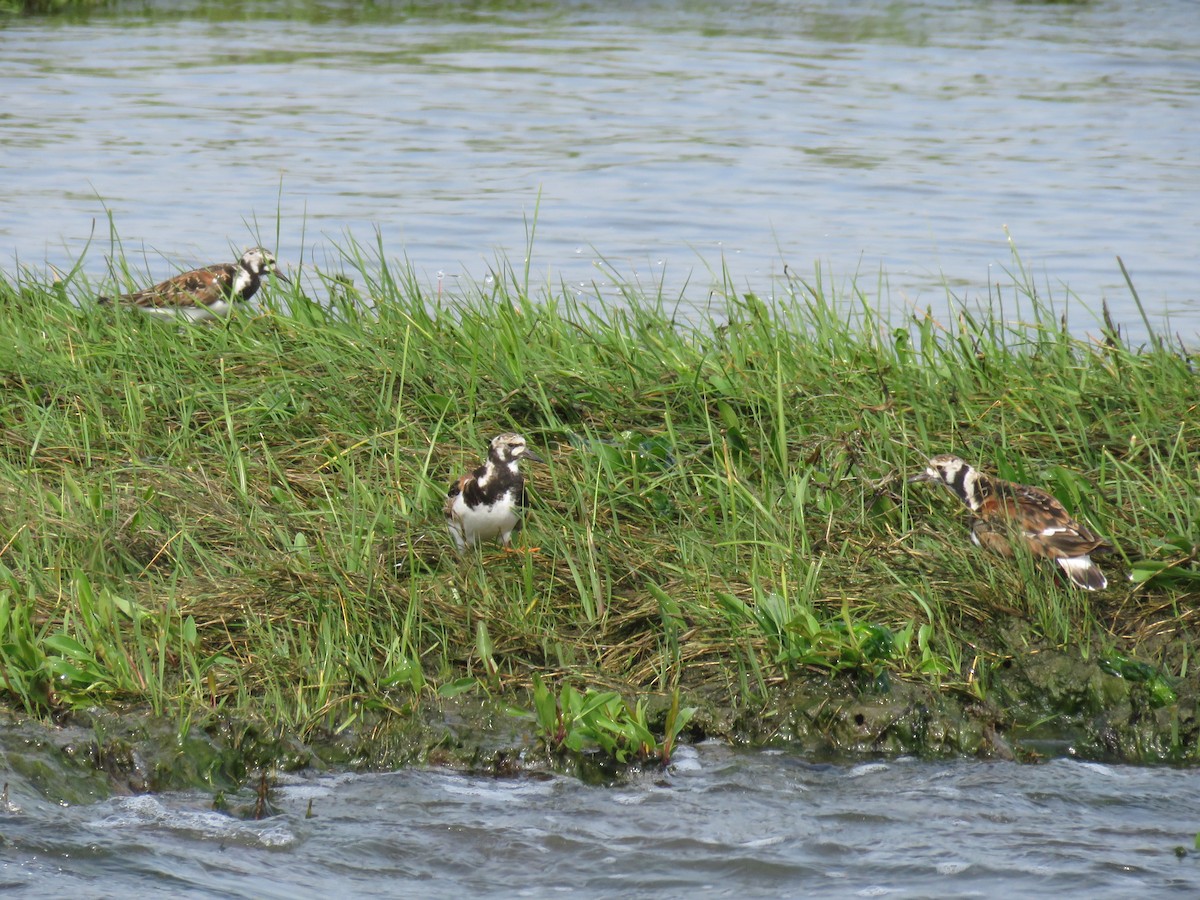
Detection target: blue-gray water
<box><xmin>5</xmin><ymin>744</ymin><xmax>1200</xmax><ymax>898</ymax></box>
<box><xmin>2</xmin><ymin>0</ymin><xmax>1198</xmax><ymax>340</ymax></box>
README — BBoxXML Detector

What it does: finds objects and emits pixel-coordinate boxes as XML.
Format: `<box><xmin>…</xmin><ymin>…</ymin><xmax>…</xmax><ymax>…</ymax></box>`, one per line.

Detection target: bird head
<box><xmin>489</xmin><ymin>433</ymin><xmax>545</xmax><ymax>465</ymax></box>
<box><xmin>240</xmin><ymin>247</ymin><xmax>290</xmax><ymax>283</ymax></box>
<box><xmin>909</xmin><ymin>453</ymin><xmax>970</xmax><ymax>486</ymax></box>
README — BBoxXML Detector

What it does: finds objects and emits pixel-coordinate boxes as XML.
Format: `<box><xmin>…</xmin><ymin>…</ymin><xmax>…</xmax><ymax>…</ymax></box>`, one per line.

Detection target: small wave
<box><xmin>845</xmin><ymin>762</ymin><xmax>891</xmax><ymax>778</ymax></box>
<box><xmin>668</xmin><ymin>745</ymin><xmax>702</xmax><ymax>772</ymax></box>
<box><xmin>88</xmin><ymin>795</ymin><xmax>297</xmax><ymax>849</ymax></box>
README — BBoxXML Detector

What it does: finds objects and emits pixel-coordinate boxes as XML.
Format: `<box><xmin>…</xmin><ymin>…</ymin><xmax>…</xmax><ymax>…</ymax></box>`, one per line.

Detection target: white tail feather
<box><xmin>1056</xmin><ymin>555</ymin><xmax>1106</xmax><ymax>591</ymax></box>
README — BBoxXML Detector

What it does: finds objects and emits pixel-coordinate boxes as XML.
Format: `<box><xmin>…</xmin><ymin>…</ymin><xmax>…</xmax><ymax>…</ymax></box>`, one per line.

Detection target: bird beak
<box><xmin>908</xmin><ymin>470</ymin><xmax>932</xmax><ymax>484</ymax></box>
<box><xmin>522</xmin><ymin>448</ymin><xmax>546</xmax><ymax>464</ymax></box>
<box><xmin>271</xmin><ymin>269</ymin><xmax>292</xmax><ymax>285</ymax></box>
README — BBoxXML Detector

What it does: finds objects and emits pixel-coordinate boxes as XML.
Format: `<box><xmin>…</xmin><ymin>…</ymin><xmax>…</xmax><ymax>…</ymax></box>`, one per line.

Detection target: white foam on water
<box><xmin>89</xmin><ymin>795</ymin><xmax>297</xmax><ymax>849</ymax></box>
<box><xmin>936</xmin><ymin>861</ymin><xmax>971</xmax><ymax>875</ymax></box>
<box><xmin>668</xmin><ymin>745</ymin><xmax>702</xmax><ymax>772</ymax></box>
<box><xmin>846</xmin><ymin>762</ymin><xmax>891</xmax><ymax>778</ymax></box>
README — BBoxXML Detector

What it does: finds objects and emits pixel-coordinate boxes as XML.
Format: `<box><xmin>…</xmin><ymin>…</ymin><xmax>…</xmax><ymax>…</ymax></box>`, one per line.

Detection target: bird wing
<box><xmin>996</xmin><ymin>482</ymin><xmax>1111</xmax><ymax>559</ymax></box>
<box><xmin>125</xmin><ymin>264</ymin><xmax>233</xmax><ymax>309</ymax></box>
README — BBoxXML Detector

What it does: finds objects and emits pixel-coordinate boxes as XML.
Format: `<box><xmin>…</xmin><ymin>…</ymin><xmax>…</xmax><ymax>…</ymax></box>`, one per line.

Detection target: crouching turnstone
<box><xmin>98</xmin><ymin>247</ymin><xmax>289</xmax><ymax>322</ymax></box>
<box><xmin>445</xmin><ymin>433</ymin><xmax>545</xmax><ymax>553</ymax></box>
<box><xmin>910</xmin><ymin>453</ymin><xmax>1112</xmax><ymax>591</ymax></box>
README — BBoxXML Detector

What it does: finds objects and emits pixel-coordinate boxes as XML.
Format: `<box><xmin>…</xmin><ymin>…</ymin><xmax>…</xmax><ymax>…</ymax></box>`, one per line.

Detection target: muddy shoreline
<box><xmin>6</xmin><ymin>646</ymin><xmax>1194</xmax><ymax>808</ymax></box>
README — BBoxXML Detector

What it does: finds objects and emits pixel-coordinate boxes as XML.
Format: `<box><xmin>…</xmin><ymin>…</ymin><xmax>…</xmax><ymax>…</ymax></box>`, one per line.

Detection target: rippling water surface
<box><xmin>5</xmin><ymin>744</ymin><xmax>1200</xmax><ymax>897</ymax></box>
<box><xmin>2</xmin><ymin>0</ymin><xmax>1198</xmax><ymax>338</ymax></box>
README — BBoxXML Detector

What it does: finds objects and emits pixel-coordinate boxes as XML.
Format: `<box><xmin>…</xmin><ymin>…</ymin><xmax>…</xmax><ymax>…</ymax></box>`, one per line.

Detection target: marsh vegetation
<box><xmin>0</xmin><ymin>234</ymin><xmax>1197</xmax><ymax>781</ymax></box>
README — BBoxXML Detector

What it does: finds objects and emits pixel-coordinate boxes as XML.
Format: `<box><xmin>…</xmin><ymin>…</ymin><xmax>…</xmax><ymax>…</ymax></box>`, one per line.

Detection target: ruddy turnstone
<box><xmin>445</xmin><ymin>432</ymin><xmax>545</xmax><ymax>553</ymax></box>
<box><xmin>98</xmin><ymin>247</ymin><xmax>288</xmax><ymax>322</ymax></box>
<box><xmin>910</xmin><ymin>453</ymin><xmax>1112</xmax><ymax>591</ymax></box>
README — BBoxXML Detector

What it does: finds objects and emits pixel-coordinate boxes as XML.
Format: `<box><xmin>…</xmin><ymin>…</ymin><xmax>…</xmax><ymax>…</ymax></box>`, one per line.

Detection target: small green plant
<box><xmin>0</xmin><ymin>576</ymin><xmax>167</xmax><ymax>711</ymax></box>
<box><xmin>718</xmin><ymin>591</ymin><xmax>906</xmax><ymax>680</ymax></box>
<box><xmin>659</xmin><ymin>688</ymin><xmax>694</xmax><ymax>765</ymax></box>
<box><xmin>892</xmin><ymin>620</ymin><xmax>953</xmax><ymax>678</ymax></box>
<box><xmin>532</xmin><ymin>675</ymin><xmax>694</xmax><ymax>766</ymax></box>
<box><xmin>1130</xmin><ymin>534</ymin><xmax>1200</xmax><ymax>589</ymax></box>
<box><xmin>0</xmin><ymin>589</ymin><xmax>55</xmax><ymax>712</ymax></box>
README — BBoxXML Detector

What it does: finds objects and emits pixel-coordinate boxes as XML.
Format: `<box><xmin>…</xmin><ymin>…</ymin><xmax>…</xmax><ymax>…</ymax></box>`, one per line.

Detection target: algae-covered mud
<box><xmin>0</xmin><ymin>241</ymin><xmax>1198</xmax><ymax>798</ymax></box>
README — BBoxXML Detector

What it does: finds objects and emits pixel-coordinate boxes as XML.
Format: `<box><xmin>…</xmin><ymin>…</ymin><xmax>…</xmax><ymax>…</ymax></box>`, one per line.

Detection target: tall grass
<box><xmin>0</xmin><ymin>234</ymin><xmax>1196</xmax><ymax>741</ymax></box>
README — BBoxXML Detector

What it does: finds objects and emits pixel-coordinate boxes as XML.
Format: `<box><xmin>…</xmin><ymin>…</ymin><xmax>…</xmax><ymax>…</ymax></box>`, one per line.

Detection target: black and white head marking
<box><xmin>912</xmin><ymin>453</ymin><xmax>981</xmax><ymax>511</ymax></box>
<box><xmin>231</xmin><ymin>247</ymin><xmax>286</xmax><ymax>299</ymax></box>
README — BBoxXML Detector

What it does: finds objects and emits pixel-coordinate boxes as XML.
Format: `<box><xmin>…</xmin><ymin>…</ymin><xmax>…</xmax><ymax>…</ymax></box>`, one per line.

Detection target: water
<box><xmin>2</xmin><ymin>1</ymin><xmax>1199</xmax><ymax>340</ymax></box>
<box><xmin>4</xmin><ymin>743</ymin><xmax>1200</xmax><ymax>897</ymax></box>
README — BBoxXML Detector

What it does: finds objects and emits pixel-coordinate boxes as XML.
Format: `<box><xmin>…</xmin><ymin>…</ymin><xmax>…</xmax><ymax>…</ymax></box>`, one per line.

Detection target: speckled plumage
<box><xmin>99</xmin><ymin>247</ymin><xmax>287</xmax><ymax>322</ymax></box>
<box><xmin>445</xmin><ymin>433</ymin><xmax>544</xmax><ymax>553</ymax></box>
<box><xmin>911</xmin><ymin>454</ymin><xmax>1112</xmax><ymax>591</ymax></box>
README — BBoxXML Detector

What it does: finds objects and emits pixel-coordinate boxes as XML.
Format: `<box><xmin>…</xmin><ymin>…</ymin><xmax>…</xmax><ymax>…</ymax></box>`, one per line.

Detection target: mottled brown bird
<box><xmin>910</xmin><ymin>453</ymin><xmax>1111</xmax><ymax>590</ymax></box>
<box><xmin>99</xmin><ymin>247</ymin><xmax>288</xmax><ymax>322</ymax></box>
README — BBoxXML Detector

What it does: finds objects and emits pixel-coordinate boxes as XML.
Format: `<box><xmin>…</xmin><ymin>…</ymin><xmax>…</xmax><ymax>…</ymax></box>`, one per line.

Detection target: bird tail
<box><xmin>1057</xmin><ymin>556</ymin><xmax>1107</xmax><ymax>591</ymax></box>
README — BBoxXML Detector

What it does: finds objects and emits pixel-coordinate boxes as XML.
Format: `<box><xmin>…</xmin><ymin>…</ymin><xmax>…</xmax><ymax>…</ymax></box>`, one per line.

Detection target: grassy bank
<box><xmin>1</xmin><ymin>237</ymin><xmax>1198</xmax><ymax>774</ymax></box>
